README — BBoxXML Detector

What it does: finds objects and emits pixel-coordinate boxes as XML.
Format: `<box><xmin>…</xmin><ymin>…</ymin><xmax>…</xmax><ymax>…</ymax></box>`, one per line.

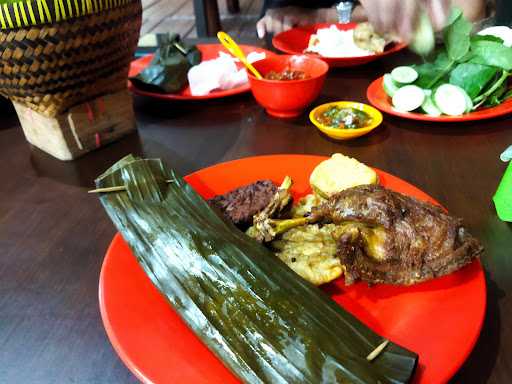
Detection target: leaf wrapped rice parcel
<box><xmin>130</xmin><ymin>34</ymin><xmax>201</xmax><ymax>94</ymax></box>
<box><xmin>95</xmin><ymin>155</ymin><xmax>418</xmax><ymax>384</ymax></box>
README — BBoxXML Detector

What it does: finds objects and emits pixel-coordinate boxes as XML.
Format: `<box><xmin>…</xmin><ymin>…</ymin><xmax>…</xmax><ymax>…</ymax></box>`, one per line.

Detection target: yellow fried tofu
<box><xmin>310</xmin><ymin>153</ymin><xmax>378</xmax><ymax>198</ymax></box>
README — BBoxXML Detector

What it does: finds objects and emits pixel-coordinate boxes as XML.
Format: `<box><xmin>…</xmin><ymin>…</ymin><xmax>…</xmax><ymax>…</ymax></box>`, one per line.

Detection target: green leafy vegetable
<box><xmin>387</xmin><ymin>9</ymin><xmax>512</xmax><ymax>116</ymax></box>
<box><xmin>471</xmin><ymin>34</ymin><xmax>505</xmax><ymax>45</ymax></box>
<box><xmin>484</xmin><ymin>81</ymin><xmax>507</xmax><ymax>107</ymax></box>
<box><xmin>473</xmin><ymin>69</ymin><xmax>511</xmax><ymax>109</ymax></box>
<box><xmin>95</xmin><ymin>155</ymin><xmax>419</xmax><ymax>384</ymax></box>
<box><xmin>470</xmin><ymin>40</ymin><xmax>512</xmax><ymax>71</ymax></box>
<box><xmin>449</xmin><ymin>63</ymin><xmax>498</xmax><ymax>99</ymax></box>
<box><xmin>129</xmin><ymin>34</ymin><xmax>201</xmax><ymax>94</ymax></box>
<box><xmin>444</xmin><ymin>8</ymin><xmax>472</xmax><ymax>61</ymax></box>
<box><xmin>413</xmin><ymin>51</ymin><xmax>453</xmax><ymax>89</ymax></box>
<box><xmin>501</xmin><ymin>88</ymin><xmax>512</xmax><ymax>102</ymax></box>
<box><xmin>413</xmin><ymin>63</ymin><xmax>443</xmax><ymax>88</ymax></box>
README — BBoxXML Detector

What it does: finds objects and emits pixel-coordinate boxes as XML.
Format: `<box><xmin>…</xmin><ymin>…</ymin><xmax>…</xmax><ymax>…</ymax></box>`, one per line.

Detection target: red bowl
<box><xmin>248</xmin><ymin>55</ymin><xmax>329</xmax><ymax>118</ymax></box>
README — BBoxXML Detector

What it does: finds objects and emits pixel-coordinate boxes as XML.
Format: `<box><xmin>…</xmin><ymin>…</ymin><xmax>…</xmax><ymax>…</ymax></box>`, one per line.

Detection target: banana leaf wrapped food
<box><xmin>129</xmin><ymin>34</ymin><xmax>201</xmax><ymax>94</ymax></box>
<box><xmin>95</xmin><ymin>155</ymin><xmax>418</xmax><ymax>384</ymax></box>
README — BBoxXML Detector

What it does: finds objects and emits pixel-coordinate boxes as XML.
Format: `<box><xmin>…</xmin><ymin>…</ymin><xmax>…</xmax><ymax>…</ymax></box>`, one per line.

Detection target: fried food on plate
<box><xmin>310</xmin><ymin>153</ymin><xmax>378</xmax><ymax>198</ymax></box>
<box><xmin>209</xmin><ymin>154</ymin><xmax>482</xmax><ymax>287</ymax></box>
<box><xmin>311</xmin><ymin>184</ymin><xmax>483</xmax><ymax>285</ymax></box>
<box><xmin>271</xmin><ymin>224</ymin><xmax>344</xmax><ymax>285</ymax></box>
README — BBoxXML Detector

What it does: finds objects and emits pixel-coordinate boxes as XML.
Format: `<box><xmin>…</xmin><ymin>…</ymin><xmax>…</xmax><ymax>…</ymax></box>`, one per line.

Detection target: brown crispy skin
<box><xmin>312</xmin><ymin>185</ymin><xmax>483</xmax><ymax>285</ymax></box>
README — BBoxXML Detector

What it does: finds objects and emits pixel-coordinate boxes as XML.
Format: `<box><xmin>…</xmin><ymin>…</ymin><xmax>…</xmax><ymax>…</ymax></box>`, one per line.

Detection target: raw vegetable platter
<box><xmin>99</xmin><ymin>155</ymin><xmax>486</xmax><ymax>384</ymax></box>
<box><xmin>367</xmin><ymin>76</ymin><xmax>512</xmax><ymax>122</ymax></box>
<box><xmin>367</xmin><ymin>10</ymin><xmax>512</xmax><ymax>122</ymax></box>
<box><xmin>128</xmin><ymin>44</ymin><xmax>275</xmax><ymax>100</ymax></box>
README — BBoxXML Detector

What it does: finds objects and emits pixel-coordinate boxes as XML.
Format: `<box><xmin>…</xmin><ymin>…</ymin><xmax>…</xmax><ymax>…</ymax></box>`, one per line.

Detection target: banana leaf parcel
<box><xmin>129</xmin><ymin>34</ymin><xmax>201</xmax><ymax>94</ymax></box>
<box><xmin>95</xmin><ymin>155</ymin><xmax>418</xmax><ymax>384</ymax></box>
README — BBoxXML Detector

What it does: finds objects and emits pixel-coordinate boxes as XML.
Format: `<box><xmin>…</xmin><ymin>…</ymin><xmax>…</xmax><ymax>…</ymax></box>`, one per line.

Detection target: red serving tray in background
<box><xmin>128</xmin><ymin>44</ymin><xmax>275</xmax><ymax>100</ymax></box>
<box><xmin>272</xmin><ymin>23</ymin><xmax>407</xmax><ymax>68</ymax></box>
<box><xmin>99</xmin><ymin>154</ymin><xmax>486</xmax><ymax>384</ymax></box>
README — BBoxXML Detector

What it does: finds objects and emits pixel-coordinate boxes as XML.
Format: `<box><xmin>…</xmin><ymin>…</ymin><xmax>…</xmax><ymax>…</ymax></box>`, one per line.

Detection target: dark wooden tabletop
<box><xmin>1</xmin><ymin>40</ymin><xmax>512</xmax><ymax>383</ymax></box>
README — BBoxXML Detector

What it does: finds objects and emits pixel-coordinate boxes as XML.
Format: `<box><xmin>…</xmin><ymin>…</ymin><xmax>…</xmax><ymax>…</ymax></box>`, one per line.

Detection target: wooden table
<box><xmin>1</xmin><ymin>41</ymin><xmax>512</xmax><ymax>383</ymax></box>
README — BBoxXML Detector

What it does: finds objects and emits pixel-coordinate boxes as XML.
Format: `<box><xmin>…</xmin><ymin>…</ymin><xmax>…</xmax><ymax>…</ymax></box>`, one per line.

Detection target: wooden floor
<box><xmin>141</xmin><ymin>0</ymin><xmax>263</xmax><ymax>38</ymax></box>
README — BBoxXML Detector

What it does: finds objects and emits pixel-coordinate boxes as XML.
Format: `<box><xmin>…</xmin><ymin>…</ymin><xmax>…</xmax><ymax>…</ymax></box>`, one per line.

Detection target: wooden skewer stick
<box><xmin>88</xmin><ymin>180</ymin><xmax>174</xmax><ymax>194</ymax></box>
<box><xmin>366</xmin><ymin>339</ymin><xmax>390</xmax><ymax>361</ymax></box>
<box><xmin>173</xmin><ymin>41</ymin><xmax>188</xmax><ymax>55</ymax></box>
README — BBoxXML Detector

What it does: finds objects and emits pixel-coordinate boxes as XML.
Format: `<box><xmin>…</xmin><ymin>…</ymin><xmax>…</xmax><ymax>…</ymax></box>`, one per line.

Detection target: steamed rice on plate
<box><xmin>306</xmin><ymin>23</ymin><xmax>387</xmax><ymax>58</ymax></box>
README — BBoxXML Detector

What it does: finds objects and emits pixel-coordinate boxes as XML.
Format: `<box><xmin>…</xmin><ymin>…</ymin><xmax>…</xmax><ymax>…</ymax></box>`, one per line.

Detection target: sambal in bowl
<box><xmin>309</xmin><ymin>101</ymin><xmax>383</xmax><ymax>140</ymax></box>
<box><xmin>248</xmin><ymin>55</ymin><xmax>329</xmax><ymax>118</ymax></box>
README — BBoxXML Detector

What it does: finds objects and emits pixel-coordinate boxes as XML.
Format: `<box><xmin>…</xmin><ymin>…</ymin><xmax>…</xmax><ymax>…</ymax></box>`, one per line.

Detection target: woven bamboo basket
<box><xmin>0</xmin><ymin>0</ymin><xmax>142</xmax><ymax>160</ymax></box>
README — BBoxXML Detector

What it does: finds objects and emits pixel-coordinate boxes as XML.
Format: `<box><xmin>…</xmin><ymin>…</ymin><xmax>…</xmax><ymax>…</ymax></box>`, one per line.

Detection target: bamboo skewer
<box><xmin>173</xmin><ymin>41</ymin><xmax>188</xmax><ymax>55</ymax></box>
<box><xmin>88</xmin><ymin>179</ymin><xmax>174</xmax><ymax>194</ymax></box>
<box><xmin>366</xmin><ymin>339</ymin><xmax>390</xmax><ymax>361</ymax></box>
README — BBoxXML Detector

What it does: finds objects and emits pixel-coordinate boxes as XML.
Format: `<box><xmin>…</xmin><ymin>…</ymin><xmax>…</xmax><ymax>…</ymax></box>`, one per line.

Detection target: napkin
<box><xmin>187</xmin><ymin>51</ymin><xmax>265</xmax><ymax>96</ymax></box>
<box><xmin>493</xmin><ymin>145</ymin><xmax>512</xmax><ymax>221</ymax></box>
<box><xmin>187</xmin><ymin>53</ymin><xmax>246</xmax><ymax>96</ymax></box>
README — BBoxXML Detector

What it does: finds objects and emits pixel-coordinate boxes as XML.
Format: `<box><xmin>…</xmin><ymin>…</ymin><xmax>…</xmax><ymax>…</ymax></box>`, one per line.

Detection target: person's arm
<box><xmin>453</xmin><ymin>0</ymin><xmax>487</xmax><ymax>21</ymax></box>
<box><xmin>257</xmin><ymin>0</ymin><xmax>345</xmax><ymax>38</ymax></box>
<box><xmin>357</xmin><ymin>0</ymin><xmax>489</xmax><ymax>42</ymax></box>
<box><xmin>257</xmin><ymin>0</ymin><xmax>488</xmax><ymax>41</ymax></box>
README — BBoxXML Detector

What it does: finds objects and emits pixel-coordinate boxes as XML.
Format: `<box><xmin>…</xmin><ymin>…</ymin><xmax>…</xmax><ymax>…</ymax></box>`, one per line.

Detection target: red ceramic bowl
<box><xmin>248</xmin><ymin>55</ymin><xmax>329</xmax><ymax>118</ymax></box>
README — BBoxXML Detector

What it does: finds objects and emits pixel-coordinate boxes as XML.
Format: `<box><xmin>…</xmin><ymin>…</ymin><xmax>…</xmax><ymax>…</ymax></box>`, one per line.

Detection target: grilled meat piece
<box><xmin>311</xmin><ymin>184</ymin><xmax>483</xmax><ymax>285</ymax></box>
<box><xmin>208</xmin><ymin>180</ymin><xmax>277</xmax><ymax>228</ymax></box>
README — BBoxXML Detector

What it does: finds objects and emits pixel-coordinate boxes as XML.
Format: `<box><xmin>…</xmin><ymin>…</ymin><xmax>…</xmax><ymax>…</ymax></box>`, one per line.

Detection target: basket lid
<box><xmin>0</xmin><ymin>0</ymin><xmax>137</xmax><ymax>29</ymax></box>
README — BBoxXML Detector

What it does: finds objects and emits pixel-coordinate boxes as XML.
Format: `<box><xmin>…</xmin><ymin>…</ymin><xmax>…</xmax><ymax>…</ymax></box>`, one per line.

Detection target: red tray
<box><xmin>99</xmin><ymin>154</ymin><xmax>486</xmax><ymax>384</ymax></box>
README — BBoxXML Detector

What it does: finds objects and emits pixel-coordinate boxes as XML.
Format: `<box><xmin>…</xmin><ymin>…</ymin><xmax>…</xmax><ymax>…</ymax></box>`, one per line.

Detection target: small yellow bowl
<box><xmin>309</xmin><ymin>101</ymin><xmax>383</xmax><ymax>140</ymax></box>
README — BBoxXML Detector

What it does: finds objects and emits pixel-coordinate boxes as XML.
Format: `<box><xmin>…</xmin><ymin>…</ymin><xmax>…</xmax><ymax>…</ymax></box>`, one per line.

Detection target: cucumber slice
<box><xmin>391</xmin><ymin>66</ymin><xmax>419</xmax><ymax>84</ymax></box>
<box><xmin>434</xmin><ymin>84</ymin><xmax>469</xmax><ymax>116</ymax></box>
<box><xmin>383</xmin><ymin>73</ymin><xmax>400</xmax><ymax>97</ymax></box>
<box><xmin>423</xmin><ymin>89</ymin><xmax>432</xmax><ymax>97</ymax></box>
<box><xmin>392</xmin><ymin>85</ymin><xmax>425</xmax><ymax>112</ymax></box>
<box><xmin>421</xmin><ymin>95</ymin><xmax>442</xmax><ymax>116</ymax></box>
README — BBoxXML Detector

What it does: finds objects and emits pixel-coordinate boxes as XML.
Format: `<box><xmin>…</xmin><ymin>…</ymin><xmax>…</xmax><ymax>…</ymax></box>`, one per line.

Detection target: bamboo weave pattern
<box><xmin>0</xmin><ymin>0</ymin><xmax>142</xmax><ymax>116</ymax></box>
<box><xmin>0</xmin><ymin>0</ymin><xmax>137</xmax><ymax>29</ymax></box>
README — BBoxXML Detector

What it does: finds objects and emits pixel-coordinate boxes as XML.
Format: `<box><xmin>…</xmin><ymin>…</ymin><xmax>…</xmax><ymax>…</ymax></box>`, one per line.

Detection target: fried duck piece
<box><xmin>247</xmin><ymin>177</ymin><xmax>307</xmax><ymax>242</ymax></box>
<box><xmin>310</xmin><ymin>185</ymin><xmax>483</xmax><ymax>285</ymax></box>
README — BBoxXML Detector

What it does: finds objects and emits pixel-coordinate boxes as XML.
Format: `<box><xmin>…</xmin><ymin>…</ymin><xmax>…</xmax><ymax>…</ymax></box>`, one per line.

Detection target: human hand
<box><xmin>359</xmin><ymin>0</ymin><xmax>451</xmax><ymax>42</ymax></box>
<box><xmin>256</xmin><ymin>7</ymin><xmax>335</xmax><ymax>39</ymax></box>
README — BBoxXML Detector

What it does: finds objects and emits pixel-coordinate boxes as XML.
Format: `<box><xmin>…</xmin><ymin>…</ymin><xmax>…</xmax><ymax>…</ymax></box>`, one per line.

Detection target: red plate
<box><xmin>128</xmin><ymin>44</ymin><xmax>275</xmax><ymax>100</ymax></box>
<box><xmin>99</xmin><ymin>154</ymin><xmax>486</xmax><ymax>384</ymax></box>
<box><xmin>272</xmin><ymin>23</ymin><xmax>407</xmax><ymax>67</ymax></box>
<box><xmin>367</xmin><ymin>76</ymin><xmax>512</xmax><ymax>122</ymax></box>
